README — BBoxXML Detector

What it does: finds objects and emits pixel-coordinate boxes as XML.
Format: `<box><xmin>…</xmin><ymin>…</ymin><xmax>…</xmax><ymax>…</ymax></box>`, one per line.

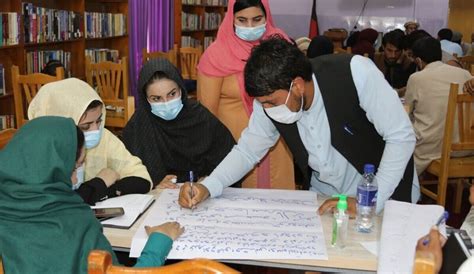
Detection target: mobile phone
<box><xmin>93</xmin><ymin>207</ymin><xmax>124</xmax><ymax>219</ymax></box>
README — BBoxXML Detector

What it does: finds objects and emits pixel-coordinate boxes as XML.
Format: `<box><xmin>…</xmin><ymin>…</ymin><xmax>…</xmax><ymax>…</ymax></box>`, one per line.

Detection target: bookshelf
<box><xmin>0</xmin><ymin>0</ymin><xmax>128</xmax><ymax>128</ymax></box>
<box><xmin>174</xmin><ymin>0</ymin><xmax>227</xmax><ymax>49</ymax></box>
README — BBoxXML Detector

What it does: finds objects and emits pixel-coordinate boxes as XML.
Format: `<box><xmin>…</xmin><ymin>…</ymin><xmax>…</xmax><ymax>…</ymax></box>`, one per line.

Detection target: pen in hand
<box><xmin>423</xmin><ymin>211</ymin><xmax>449</xmax><ymax>245</ymax></box>
<box><xmin>189</xmin><ymin>171</ymin><xmax>194</xmax><ymax>211</ymax></box>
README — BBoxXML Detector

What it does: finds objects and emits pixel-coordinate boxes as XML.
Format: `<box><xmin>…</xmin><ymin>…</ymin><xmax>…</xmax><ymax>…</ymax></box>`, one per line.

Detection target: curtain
<box><xmin>129</xmin><ymin>0</ymin><xmax>174</xmax><ymax>99</ymax></box>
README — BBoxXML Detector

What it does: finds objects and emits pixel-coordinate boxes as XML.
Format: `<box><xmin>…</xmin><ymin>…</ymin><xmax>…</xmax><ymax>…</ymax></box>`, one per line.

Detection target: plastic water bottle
<box><xmin>356</xmin><ymin>164</ymin><xmax>378</xmax><ymax>233</ymax></box>
<box><xmin>331</xmin><ymin>194</ymin><xmax>348</xmax><ymax>248</ymax></box>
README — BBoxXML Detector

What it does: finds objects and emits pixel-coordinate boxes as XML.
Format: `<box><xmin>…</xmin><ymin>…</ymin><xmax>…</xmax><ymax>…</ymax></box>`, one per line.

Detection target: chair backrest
<box><xmin>85</xmin><ymin>57</ymin><xmax>134</xmax><ymax>128</ymax></box>
<box><xmin>142</xmin><ymin>44</ymin><xmax>178</xmax><ymax>67</ymax></box>
<box><xmin>179</xmin><ymin>46</ymin><xmax>203</xmax><ymax>80</ymax></box>
<box><xmin>459</xmin><ymin>55</ymin><xmax>474</xmax><ymax>71</ymax></box>
<box><xmin>0</xmin><ymin>128</ymin><xmax>16</xmax><ymax>149</ymax></box>
<box><xmin>439</xmin><ymin>83</ymin><xmax>474</xmax><ymax>168</ymax></box>
<box><xmin>11</xmin><ymin>66</ymin><xmax>64</xmax><ymax>128</ymax></box>
<box><xmin>88</xmin><ymin>250</ymin><xmax>240</xmax><ymax>274</ymax></box>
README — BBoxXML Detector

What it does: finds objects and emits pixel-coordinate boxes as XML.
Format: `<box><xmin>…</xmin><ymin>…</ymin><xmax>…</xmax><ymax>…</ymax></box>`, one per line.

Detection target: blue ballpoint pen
<box><xmin>189</xmin><ymin>171</ymin><xmax>194</xmax><ymax>210</ymax></box>
<box><xmin>423</xmin><ymin>211</ymin><xmax>449</xmax><ymax>245</ymax></box>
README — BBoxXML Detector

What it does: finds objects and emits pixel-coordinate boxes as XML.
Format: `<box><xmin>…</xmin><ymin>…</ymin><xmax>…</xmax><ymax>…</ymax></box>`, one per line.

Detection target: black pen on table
<box><xmin>189</xmin><ymin>171</ymin><xmax>194</xmax><ymax>211</ymax></box>
<box><xmin>423</xmin><ymin>211</ymin><xmax>449</xmax><ymax>245</ymax></box>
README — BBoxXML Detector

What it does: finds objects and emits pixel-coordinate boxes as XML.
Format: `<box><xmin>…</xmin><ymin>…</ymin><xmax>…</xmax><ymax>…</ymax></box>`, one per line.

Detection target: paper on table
<box><xmin>360</xmin><ymin>241</ymin><xmax>378</xmax><ymax>257</ymax></box>
<box><xmin>378</xmin><ymin>200</ymin><xmax>446</xmax><ymax>274</ymax></box>
<box><xmin>92</xmin><ymin>194</ymin><xmax>154</xmax><ymax>229</ymax></box>
<box><xmin>130</xmin><ymin>188</ymin><xmax>327</xmax><ymax>260</ymax></box>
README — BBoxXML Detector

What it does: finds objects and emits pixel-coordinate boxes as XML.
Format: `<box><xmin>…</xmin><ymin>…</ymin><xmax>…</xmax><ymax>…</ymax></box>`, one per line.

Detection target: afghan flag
<box><xmin>309</xmin><ymin>0</ymin><xmax>319</xmax><ymax>38</ymax></box>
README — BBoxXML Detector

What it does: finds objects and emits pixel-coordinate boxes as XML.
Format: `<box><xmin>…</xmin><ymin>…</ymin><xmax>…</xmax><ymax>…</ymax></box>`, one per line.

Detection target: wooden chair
<box><xmin>0</xmin><ymin>128</ymin><xmax>16</xmax><ymax>149</ymax></box>
<box><xmin>85</xmin><ymin>57</ymin><xmax>134</xmax><ymax>128</ymax></box>
<box><xmin>11</xmin><ymin>66</ymin><xmax>64</xmax><ymax>128</ymax></box>
<box><xmin>420</xmin><ymin>83</ymin><xmax>474</xmax><ymax>212</ymax></box>
<box><xmin>88</xmin><ymin>250</ymin><xmax>240</xmax><ymax>274</ymax></box>
<box><xmin>459</xmin><ymin>55</ymin><xmax>474</xmax><ymax>72</ymax></box>
<box><xmin>142</xmin><ymin>44</ymin><xmax>178</xmax><ymax>67</ymax></box>
<box><xmin>178</xmin><ymin>46</ymin><xmax>203</xmax><ymax>80</ymax></box>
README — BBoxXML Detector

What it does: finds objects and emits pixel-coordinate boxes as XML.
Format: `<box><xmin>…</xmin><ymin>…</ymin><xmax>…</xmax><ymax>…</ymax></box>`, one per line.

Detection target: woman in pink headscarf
<box><xmin>197</xmin><ymin>0</ymin><xmax>294</xmax><ymax>190</ymax></box>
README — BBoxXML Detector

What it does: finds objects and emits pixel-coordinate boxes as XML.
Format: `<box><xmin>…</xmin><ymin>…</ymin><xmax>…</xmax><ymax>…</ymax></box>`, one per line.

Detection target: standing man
<box><xmin>179</xmin><ymin>37</ymin><xmax>419</xmax><ymax>215</ymax></box>
<box><xmin>404</xmin><ymin>21</ymin><xmax>419</xmax><ymax>35</ymax></box>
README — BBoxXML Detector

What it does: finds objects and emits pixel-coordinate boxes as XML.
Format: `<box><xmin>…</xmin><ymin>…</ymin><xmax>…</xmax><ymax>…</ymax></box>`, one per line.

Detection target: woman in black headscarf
<box><xmin>123</xmin><ymin>58</ymin><xmax>236</xmax><ymax>188</ymax></box>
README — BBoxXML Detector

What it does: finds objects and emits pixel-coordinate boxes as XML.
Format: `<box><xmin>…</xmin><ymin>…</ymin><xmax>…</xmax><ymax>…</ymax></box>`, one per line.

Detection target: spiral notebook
<box><xmin>91</xmin><ymin>194</ymin><xmax>155</xmax><ymax>229</ymax></box>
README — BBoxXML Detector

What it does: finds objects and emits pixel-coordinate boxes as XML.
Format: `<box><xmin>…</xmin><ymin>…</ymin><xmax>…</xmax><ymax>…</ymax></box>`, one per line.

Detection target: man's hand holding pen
<box><xmin>178</xmin><ymin>183</ymin><xmax>210</xmax><ymax>209</ymax></box>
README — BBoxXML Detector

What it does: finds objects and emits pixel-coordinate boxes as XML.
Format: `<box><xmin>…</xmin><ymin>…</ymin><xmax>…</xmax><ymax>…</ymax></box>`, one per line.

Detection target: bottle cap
<box><xmin>364</xmin><ymin>164</ymin><xmax>375</xmax><ymax>173</ymax></box>
<box><xmin>332</xmin><ymin>194</ymin><xmax>348</xmax><ymax>210</ymax></box>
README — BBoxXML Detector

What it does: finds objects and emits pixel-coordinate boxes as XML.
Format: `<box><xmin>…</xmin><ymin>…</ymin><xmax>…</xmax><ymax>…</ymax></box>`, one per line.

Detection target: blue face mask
<box><xmin>150</xmin><ymin>97</ymin><xmax>184</xmax><ymax>120</ymax></box>
<box><xmin>84</xmin><ymin>128</ymin><xmax>103</xmax><ymax>149</ymax></box>
<box><xmin>72</xmin><ymin>165</ymin><xmax>85</xmax><ymax>190</ymax></box>
<box><xmin>234</xmin><ymin>23</ymin><xmax>266</xmax><ymax>41</ymax></box>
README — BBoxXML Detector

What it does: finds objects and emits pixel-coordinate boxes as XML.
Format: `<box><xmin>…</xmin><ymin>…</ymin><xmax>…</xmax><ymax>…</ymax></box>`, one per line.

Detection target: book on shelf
<box><xmin>204</xmin><ymin>36</ymin><xmax>215</xmax><ymax>49</ymax></box>
<box><xmin>182</xmin><ymin>12</ymin><xmax>202</xmax><ymax>31</ymax></box>
<box><xmin>85</xmin><ymin>12</ymin><xmax>127</xmax><ymax>39</ymax></box>
<box><xmin>26</xmin><ymin>50</ymin><xmax>71</xmax><ymax>76</ymax></box>
<box><xmin>0</xmin><ymin>12</ymin><xmax>20</xmax><ymax>46</ymax></box>
<box><xmin>204</xmin><ymin>12</ymin><xmax>222</xmax><ymax>30</ymax></box>
<box><xmin>91</xmin><ymin>194</ymin><xmax>155</xmax><ymax>229</ymax></box>
<box><xmin>22</xmin><ymin>2</ymin><xmax>83</xmax><ymax>44</ymax></box>
<box><xmin>182</xmin><ymin>0</ymin><xmax>228</xmax><ymax>5</ymax></box>
<box><xmin>0</xmin><ymin>115</ymin><xmax>15</xmax><ymax>130</ymax></box>
<box><xmin>0</xmin><ymin>64</ymin><xmax>4</xmax><ymax>96</ymax></box>
<box><xmin>181</xmin><ymin>36</ymin><xmax>201</xmax><ymax>48</ymax></box>
<box><xmin>85</xmin><ymin>48</ymin><xmax>120</xmax><ymax>63</ymax></box>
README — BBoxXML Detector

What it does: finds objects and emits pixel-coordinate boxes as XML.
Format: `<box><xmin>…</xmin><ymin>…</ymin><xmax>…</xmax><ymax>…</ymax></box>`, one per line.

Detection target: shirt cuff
<box><xmin>201</xmin><ymin>176</ymin><xmax>224</xmax><ymax>198</ymax></box>
<box><xmin>135</xmin><ymin>232</ymin><xmax>173</xmax><ymax>267</ymax></box>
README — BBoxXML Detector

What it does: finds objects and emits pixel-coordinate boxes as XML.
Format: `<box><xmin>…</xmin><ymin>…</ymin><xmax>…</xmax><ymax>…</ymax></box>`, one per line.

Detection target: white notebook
<box><xmin>91</xmin><ymin>194</ymin><xmax>155</xmax><ymax>229</ymax></box>
<box><xmin>378</xmin><ymin>200</ymin><xmax>446</xmax><ymax>274</ymax></box>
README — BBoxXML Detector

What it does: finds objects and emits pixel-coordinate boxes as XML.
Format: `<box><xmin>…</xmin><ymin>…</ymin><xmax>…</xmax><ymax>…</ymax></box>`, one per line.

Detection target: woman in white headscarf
<box><xmin>28</xmin><ymin>78</ymin><xmax>152</xmax><ymax>204</ymax></box>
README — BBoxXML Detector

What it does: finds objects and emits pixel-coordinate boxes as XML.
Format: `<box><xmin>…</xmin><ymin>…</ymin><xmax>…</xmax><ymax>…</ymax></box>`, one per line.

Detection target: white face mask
<box><xmin>72</xmin><ymin>165</ymin><xmax>85</xmax><ymax>190</ymax></box>
<box><xmin>265</xmin><ymin>81</ymin><xmax>303</xmax><ymax>124</ymax></box>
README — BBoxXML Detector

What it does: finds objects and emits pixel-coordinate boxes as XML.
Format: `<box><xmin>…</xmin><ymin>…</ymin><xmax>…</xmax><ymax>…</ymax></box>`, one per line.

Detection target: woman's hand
<box><xmin>157</xmin><ymin>174</ymin><xmax>178</xmax><ymax>189</ymax></box>
<box><xmin>145</xmin><ymin>222</ymin><xmax>184</xmax><ymax>241</ymax></box>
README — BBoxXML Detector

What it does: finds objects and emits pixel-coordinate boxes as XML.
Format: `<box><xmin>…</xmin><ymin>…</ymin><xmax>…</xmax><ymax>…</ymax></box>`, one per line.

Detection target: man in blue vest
<box><xmin>179</xmin><ymin>36</ymin><xmax>419</xmax><ymax>215</ymax></box>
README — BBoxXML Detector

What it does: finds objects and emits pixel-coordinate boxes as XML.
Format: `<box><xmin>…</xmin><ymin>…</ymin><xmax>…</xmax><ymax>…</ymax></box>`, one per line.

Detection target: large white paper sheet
<box><xmin>130</xmin><ymin>188</ymin><xmax>328</xmax><ymax>260</ymax></box>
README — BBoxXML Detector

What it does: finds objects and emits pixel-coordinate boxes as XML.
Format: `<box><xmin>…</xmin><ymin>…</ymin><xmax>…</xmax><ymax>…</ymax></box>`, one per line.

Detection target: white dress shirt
<box><xmin>201</xmin><ymin>55</ymin><xmax>420</xmax><ymax>212</ymax></box>
<box><xmin>440</xmin><ymin>39</ymin><xmax>464</xmax><ymax>57</ymax></box>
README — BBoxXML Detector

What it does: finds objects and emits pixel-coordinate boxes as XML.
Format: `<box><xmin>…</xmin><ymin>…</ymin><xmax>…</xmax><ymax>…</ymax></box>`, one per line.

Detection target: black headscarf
<box><xmin>122</xmin><ymin>58</ymin><xmax>235</xmax><ymax>186</ymax></box>
<box><xmin>307</xmin><ymin>36</ymin><xmax>334</xmax><ymax>58</ymax></box>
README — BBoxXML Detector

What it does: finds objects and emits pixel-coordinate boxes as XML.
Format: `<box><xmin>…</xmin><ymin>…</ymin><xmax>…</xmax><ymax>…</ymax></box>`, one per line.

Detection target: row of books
<box><xmin>85</xmin><ymin>48</ymin><xmax>120</xmax><ymax>63</ymax></box>
<box><xmin>0</xmin><ymin>115</ymin><xmax>15</xmax><ymax>130</ymax></box>
<box><xmin>182</xmin><ymin>36</ymin><xmax>201</xmax><ymax>48</ymax></box>
<box><xmin>0</xmin><ymin>64</ymin><xmax>5</xmax><ymax>96</ymax></box>
<box><xmin>182</xmin><ymin>12</ymin><xmax>222</xmax><ymax>31</ymax></box>
<box><xmin>0</xmin><ymin>13</ymin><xmax>20</xmax><ymax>46</ymax></box>
<box><xmin>26</xmin><ymin>50</ymin><xmax>71</xmax><ymax>75</ymax></box>
<box><xmin>182</xmin><ymin>0</ymin><xmax>228</xmax><ymax>6</ymax></box>
<box><xmin>204</xmin><ymin>36</ymin><xmax>215</xmax><ymax>49</ymax></box>
<box><xmin>22</xmin><ymin>3</ymin><xmax>82</xmax><ymax>44</ymax></box>
<box><xmin>203</xmin><ymin>12</ymin><xmax>222</xmax><ymax>30</ymax></box>
<box><xmin>85</xmin><ymin>12</ymin><xmax>127</xmax><ymax>39</ymax></box>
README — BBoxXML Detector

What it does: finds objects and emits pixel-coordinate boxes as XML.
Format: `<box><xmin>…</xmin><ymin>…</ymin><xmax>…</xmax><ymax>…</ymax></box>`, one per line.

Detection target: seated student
<box><xmin>0</xmin><ymin>116</ymin><xmax>184</xmax><ymax>273</ymax></box>
<box><xmin>306</xmin><ymin>36</ymin><xmax>334</xmax><ymax>58</ymax></box>
<box><xmin>374</xmin><ymin>30</ymin><xmax>416</xmax><ymax>97</ymax></box>
<box><xmin>28</xmin><ymin>78</ymin><xmax>152</xmax><ymax>205</ymax></box>
<box><xmin>404</xmin><ymin>37</ymin><xmax>473</xmax><ymax>175</ymax></box>
<box><xmin>438</xmin><ymin>28</ymin><xmax>464</xmax><ymax>57</ymax></box>
<box><xmin>414</xmin><ymin>184</ymin><xmax>474</xmax><ymax>274</ymax></box>
<box><xmin>179</xmin><ymin>37</ymin><xmax>419</xmax><ymax>215</ymax></box>
<box><xmin>295</xmin><ymin>37</ymin><xmax>311</xmax><ymax>55</ymax></box>
<box><xmin>41</xmin><ymin>59</ymin><xmax>64</xmax><ymax>76</ymax></box>
<box><xmin>122</xmin><ymin>58</ymin><xmax>236</xmax><ymax>188</ymax></box>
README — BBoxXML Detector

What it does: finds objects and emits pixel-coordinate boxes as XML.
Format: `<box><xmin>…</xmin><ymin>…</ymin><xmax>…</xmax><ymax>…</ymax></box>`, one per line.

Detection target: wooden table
<box><xmin>103</xmin><ymin>190</ymin><xmax>380</xmax><ymax>273</ymax></box>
